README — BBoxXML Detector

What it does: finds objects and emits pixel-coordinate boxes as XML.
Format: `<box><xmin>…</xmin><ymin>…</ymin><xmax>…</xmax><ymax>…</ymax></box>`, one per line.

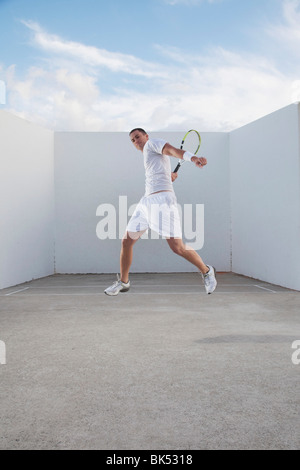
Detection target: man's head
<box><xmin>129</xmin><ymin>128</ymin><xmax>149</xmax><ymax>151</ymax></box>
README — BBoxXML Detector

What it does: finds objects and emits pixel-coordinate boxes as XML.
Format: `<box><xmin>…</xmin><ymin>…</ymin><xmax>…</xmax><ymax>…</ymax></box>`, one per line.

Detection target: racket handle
<box><xmin>173</xmin><ymin>163</ymin><xmax>181</xmax><ymax>173</ymax></box>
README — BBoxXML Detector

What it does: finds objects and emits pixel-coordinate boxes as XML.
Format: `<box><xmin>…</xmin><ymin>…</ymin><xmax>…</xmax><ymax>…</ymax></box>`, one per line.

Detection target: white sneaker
<box><xmin>202</xmin><ymin>265</ymin><xmax>217</xmax><ymax>294</ymax></box>
<box><xmin>104</xmin><ymin>275</ymin><xmax>130</xmax><ymax>296</ymax></box>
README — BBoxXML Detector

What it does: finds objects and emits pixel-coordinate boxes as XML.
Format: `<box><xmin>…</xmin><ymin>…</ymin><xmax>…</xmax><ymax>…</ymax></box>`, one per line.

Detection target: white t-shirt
<box><xmin>143</xmin><ymin>138</ymin><xmax>174</xmax><ymax>196</ymax></box>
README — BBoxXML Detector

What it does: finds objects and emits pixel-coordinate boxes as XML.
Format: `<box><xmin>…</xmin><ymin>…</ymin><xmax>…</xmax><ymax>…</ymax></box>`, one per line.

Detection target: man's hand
<box><xmin>171</xmin><ymin>172</ymin><xmax>178</xmax><ymax>182</ymax></box>
<box><xmin>191</xmin><ymin>156</ymin><xmax>207</xmax><ymax>168</ymax></box>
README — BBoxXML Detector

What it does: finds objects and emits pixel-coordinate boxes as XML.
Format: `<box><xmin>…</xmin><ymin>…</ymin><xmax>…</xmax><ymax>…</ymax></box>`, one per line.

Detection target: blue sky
<box><xmin>0</xmin><ymin>0</ymin><xmax>300</xmax><ymax>131</ymax></box>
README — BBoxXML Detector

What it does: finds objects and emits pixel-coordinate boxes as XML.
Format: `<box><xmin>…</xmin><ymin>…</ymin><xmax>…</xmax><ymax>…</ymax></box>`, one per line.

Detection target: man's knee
<box><xmin>122</xmin><ymin>232</ymin><xmax>138</xmax><ymax>248</ymax></box>
<box><xmin>168</xmin><ymin>239</ymin><xmax>185</xmax><ymax>256</ymax></box>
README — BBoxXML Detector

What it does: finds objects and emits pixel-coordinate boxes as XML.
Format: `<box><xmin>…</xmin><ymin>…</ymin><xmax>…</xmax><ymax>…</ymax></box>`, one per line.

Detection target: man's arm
<box><xmin>162</xmin><ymin>143</ymin><xmax>207</xmax><ymax>168</ymax></box>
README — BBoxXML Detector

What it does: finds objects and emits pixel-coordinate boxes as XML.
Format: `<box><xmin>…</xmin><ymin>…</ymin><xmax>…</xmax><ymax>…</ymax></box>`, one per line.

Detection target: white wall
<box><xmin>0</xmin><ymin>111</ymin><xmax>55</xmax><ymax>289</ymax></box>
<box><xmin>230</xmin><ymin>103</ymin><xmax>300</xmax><ymax>290</ymax></box>
<box><xmin>54</xmin><ymin>131</ymin><xmax>231</xmax><ymax>274</ymax></box>
<box><xmin>1</xmin><ymin>103</ymin><xmax>300</xmax><ymax>290</ymax></box>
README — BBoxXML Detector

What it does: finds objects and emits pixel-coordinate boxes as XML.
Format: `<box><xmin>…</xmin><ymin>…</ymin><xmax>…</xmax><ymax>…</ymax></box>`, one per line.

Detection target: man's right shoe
<box><xmin>202</xmin><ymin>265</ymin><xmax>217</xmax><ymax>294</ymax></box>
<box><xmin>104</xmin><ymin>275</ymin><xmax>130</xmax><ymax>296</ymax></box>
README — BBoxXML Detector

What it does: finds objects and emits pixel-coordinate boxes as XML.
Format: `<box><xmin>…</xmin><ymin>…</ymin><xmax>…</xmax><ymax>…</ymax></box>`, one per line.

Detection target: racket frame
<box><xmin>173</xmin><ymin>129</ymin><xmax>201</xmax><ymax>173</ymax></box>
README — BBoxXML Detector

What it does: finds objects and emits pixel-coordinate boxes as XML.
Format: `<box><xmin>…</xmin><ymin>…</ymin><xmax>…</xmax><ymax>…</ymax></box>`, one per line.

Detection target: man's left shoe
<box><xmin>202</xmin><ymin>265</ymin><xmax>217</xmax><ymax>294</ymax></box>
<box><xmin>104</xmin><ymin>275</ymin><xmax>130</xmax><ymax>296</ymax></box>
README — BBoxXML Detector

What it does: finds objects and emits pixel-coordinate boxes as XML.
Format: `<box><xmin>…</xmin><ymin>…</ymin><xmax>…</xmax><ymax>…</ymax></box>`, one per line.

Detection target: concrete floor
<box><xmin>0</xmin><ymin>272</ymin><xmax>299</xmax><ymax>450</ymax></box>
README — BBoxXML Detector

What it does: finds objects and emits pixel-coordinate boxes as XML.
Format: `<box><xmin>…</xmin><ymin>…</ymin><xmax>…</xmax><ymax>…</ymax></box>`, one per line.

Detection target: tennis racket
<box><xmin>173</xmin><ymin>129</ymin><xmax>201</xmax><ymax>173</ymax></box>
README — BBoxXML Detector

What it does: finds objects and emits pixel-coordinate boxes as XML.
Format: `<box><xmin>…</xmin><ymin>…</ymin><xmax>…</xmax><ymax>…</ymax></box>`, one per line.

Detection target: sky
<box><xmin>0</xmin><ymin>0</ymin><xmax>300</xmax><ymax>132</ymax></box>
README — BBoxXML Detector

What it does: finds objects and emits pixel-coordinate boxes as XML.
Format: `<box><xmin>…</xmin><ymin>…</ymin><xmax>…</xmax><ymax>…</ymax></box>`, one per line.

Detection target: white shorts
<box><xmin>126</xmin><ymin>192</ymin><xmax>182</xmax><ymax>238</ymax></box>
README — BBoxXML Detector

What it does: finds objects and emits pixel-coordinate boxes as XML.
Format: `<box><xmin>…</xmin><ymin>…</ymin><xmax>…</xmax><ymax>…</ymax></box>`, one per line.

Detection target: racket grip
<box><xmin>173</xmin><ymin>163</ymin><xmax>181</xmax><ymax>173</ymax></box>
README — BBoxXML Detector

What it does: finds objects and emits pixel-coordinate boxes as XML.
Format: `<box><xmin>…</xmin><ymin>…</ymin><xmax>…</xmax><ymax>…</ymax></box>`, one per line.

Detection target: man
<box><xmin>104</xmin><ymin>128</ymin><xmax>217</xmax><ymax>296</ymax></box>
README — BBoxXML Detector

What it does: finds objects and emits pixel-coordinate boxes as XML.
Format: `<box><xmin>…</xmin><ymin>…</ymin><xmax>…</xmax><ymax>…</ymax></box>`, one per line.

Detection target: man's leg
<box><xmin>166</xmin><ymin>238</ymin><xmax>217</xmax><ymax>294</ymax></box>
<box><xmin>166</xmin><ymin>238</ymin><xmax>209</xmax><ymax>274</ymax></box>
<box><xmin>120</xmin><ymin>231</ymin><xmax>145</xmax><ymax>283</ymax></box>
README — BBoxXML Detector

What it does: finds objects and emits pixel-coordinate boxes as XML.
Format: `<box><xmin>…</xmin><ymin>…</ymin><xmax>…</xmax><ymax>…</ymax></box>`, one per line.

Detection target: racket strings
<box><xmin>181</xmin><ymin>130</ymin><xmax>201</xmax><ymax>155</ymax></box>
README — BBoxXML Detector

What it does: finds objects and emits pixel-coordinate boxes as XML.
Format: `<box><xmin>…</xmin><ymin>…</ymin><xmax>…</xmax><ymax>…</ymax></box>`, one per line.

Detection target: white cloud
<box><xmin>21</xmin><ymin>20</ymin><xmax>168</xmax><ymax>79</ymax></box>
<box><xmin>265</xmin><ymin>0</ymin><xmax>300</xmax><ymax>102</ymax></box>
<box><xmin>267</xmin><ymin>0</ymin><xmax>300</xmax><ymax>55</ymax></box>
<box><xmin>3</xmin><ymin>5</ymin><xmax>300</xmax><ymax>132</ymax></box>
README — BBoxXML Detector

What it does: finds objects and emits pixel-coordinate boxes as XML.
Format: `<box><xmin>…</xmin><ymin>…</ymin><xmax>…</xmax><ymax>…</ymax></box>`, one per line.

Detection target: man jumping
<box><xmin>104</xmin><ymin>128</ymin><xmax>217</xmax><ymax>296</ymax></box>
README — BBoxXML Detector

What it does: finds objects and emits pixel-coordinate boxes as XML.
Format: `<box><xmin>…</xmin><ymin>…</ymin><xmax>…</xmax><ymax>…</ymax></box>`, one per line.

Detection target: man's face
<box><xmin>130</xmin><ymin>130</ymin><xmax>149</xmax><ymax>151</ymax></box>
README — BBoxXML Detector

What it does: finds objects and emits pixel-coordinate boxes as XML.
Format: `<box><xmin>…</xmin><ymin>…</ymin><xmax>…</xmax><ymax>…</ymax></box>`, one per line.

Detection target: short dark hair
<box><xmin>129</xmin><ymin>128</ymin><xmax>147</xmax><ymax>136</ymax></box>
